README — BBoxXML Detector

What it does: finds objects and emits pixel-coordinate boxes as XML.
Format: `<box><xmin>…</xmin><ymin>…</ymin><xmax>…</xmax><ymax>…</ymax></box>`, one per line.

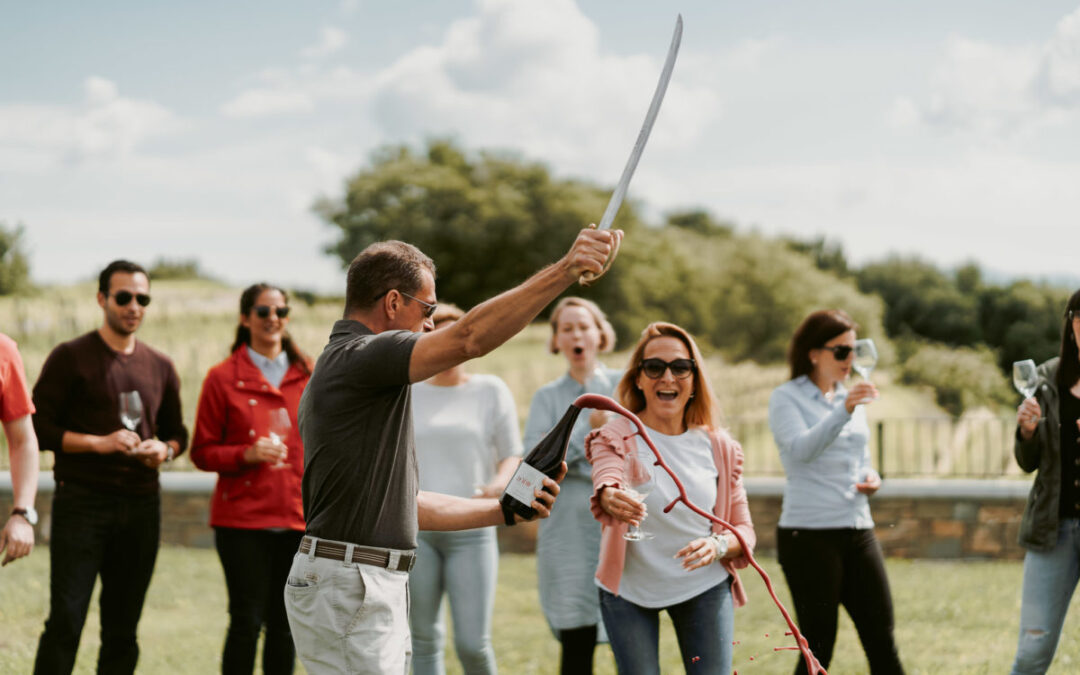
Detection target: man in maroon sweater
<box><xmin>31</xmin><ymin>260</ymin><xmax>187</xmax><ymax>675</ymax></box>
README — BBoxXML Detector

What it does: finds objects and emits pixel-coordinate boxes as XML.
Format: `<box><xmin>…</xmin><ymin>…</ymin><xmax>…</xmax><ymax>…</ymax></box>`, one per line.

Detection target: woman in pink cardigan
<box><xmin>585</xmin><ymin>322</ymin><xmax>755</xmax><ymax>675</ymax></box>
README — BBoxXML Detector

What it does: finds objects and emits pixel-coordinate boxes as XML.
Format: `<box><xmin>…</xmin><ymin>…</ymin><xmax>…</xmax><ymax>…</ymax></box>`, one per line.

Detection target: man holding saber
<box><xmin>285</xmin><ymin>226</ymin><xmax>621</xmax><ymax>673</ymax></box>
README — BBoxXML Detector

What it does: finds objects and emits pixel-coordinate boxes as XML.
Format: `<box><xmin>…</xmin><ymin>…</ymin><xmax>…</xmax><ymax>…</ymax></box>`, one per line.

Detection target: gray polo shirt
<box><xmin>299</xmin><ymin>320</ymin><xmax>421</xmax><ymax>550</ymax></box>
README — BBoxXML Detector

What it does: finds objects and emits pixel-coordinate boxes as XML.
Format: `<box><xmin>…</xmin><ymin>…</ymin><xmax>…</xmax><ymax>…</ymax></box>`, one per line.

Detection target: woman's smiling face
<box><xmin>635</xmin><ymin>336</ymin><xmax>694</xmax><ymax>426</ymax></box>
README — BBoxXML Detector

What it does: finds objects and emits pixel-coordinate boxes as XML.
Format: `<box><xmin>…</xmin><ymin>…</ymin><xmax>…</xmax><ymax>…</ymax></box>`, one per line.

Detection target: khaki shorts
<box><xmin>284</xmin><ymin>548</ymin><xmax>412</xmax><ymax>674</ymax></box>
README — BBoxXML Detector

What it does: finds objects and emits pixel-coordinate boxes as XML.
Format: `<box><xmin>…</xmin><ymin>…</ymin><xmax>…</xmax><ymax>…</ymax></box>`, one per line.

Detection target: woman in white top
<box><xmin>585</xmin><ymin>322</ymin><xmax>756</xmax><ymax>675</ymax></box>
<box><xmin>408</xmin><ymin>304</ymin><xmax>523</xmax><ymax>675</ymax></box>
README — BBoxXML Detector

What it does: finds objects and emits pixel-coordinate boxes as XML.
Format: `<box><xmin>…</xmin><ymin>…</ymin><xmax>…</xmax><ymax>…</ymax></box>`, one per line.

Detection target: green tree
<box><xmin>318</xmin><ymin>139</ymin><xmax>645</xmax><ymax>313</ymax></box>
<box><xmin>856</xmin><ymin>257</ymin><xmax>981</xmax><ymax>346</ymax></box>
<box><xmin>0</xmin><ymin>222</ymin><xmax>31</xmax><ymax>295</ymax></box>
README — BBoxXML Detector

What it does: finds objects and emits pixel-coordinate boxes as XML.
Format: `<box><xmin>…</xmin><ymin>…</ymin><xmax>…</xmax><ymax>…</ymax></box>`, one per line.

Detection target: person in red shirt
<box><xmin>0</xmin><ymin>332</ymin><xmax>39</xmax><ymax>566</ymax></box>
<box><xmin>190</xmin><ymin>283</ymin><xmax>312</xmax><ymax>675</ymax></box>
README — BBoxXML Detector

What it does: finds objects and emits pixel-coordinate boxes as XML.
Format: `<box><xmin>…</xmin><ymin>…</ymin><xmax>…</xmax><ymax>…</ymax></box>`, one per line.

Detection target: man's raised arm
<box><xmin>408</xmin><ymin>227</ymin><xmax>621</xmax><ymax>383</ymax></box>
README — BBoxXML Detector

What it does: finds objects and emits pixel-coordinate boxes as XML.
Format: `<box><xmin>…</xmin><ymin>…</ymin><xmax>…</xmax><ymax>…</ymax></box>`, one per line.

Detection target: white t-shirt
<box><xmin>600</xmin><ymin>428</ymin><xmax>729</xmax><ymax>608</ymax></box>
<box><xmin>412</xmin><ymin>375</ymin><xmax>523</xmax><ymax>499</ymax></box>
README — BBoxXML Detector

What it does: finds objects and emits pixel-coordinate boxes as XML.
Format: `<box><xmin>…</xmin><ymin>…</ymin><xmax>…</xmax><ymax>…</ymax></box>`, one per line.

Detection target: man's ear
<box><xmin>97</xmin><ymin>291</ymin><xmax>107</xmax><ymax>309</ymax></box>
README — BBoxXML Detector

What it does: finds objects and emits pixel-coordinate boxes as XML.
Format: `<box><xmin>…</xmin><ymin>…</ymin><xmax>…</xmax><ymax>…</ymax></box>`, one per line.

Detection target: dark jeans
<box><xmin>599</xmin><ymin>579</ymin><xmax>733</xmax><ymax>675</ymax></box>
<box><xmin>34</xmin><ymin>482</ymin><xmax>161</xmax><ymax>675</ymax></box>
<box><xmin>214</xmin><ymin>527</ymin><xmax>304</xmax><ymax>675</ymax></box>
<box><xmin>777</xmin><ymin>527</ymin><xmax>904</xmax><ymax>675</ymax></box>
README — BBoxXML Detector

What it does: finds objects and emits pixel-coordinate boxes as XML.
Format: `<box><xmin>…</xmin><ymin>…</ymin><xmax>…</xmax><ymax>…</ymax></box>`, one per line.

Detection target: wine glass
<box><xmin>623</xmin><ymin>448</ymin><xmax>655</xmax><ymax>542</ymax></box>
<box><xmin>853</xmin><ymin>339</ymin><xmax>878</xmax><ymax>380</ymax></box>
<box><xmin>119</xmin><ymin>391</ymin><xmax>143</xmax><ymax>432</ymax></box>
<box><xmin>1013</xmin><ymin>360</ymin><xmax>1039</xmax><ymax>399</ymax></box>
<box><xmin>267</xmin><ymin>408</ymin><xmax>291</xmax><ymax>469</ymax></box>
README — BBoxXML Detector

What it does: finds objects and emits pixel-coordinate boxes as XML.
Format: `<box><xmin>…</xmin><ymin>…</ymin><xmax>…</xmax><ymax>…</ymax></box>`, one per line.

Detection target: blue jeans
<box><xmin>1011</xmin><ymin>519</ymin><xmax>1080</xmax><ymax>674</ymax></box>
<box><xmin>409</xmin><ymin>528</ymin><xmax>498</xmax><ymax>675</ymax></box>
<box><xmin>33</xmin><ymin>482</ymin><xmax>161</xmax><ymax>675</ymax></box>
<box><xmin>599</xmin><ymin>579</ymin><xmax>733</xmax><ymax>675</ymax></box>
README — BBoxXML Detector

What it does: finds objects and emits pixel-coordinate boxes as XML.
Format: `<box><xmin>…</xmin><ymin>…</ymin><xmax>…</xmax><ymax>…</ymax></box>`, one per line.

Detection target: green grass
<box><xmin>3</xmin><ymin>547</ymin><xmax>1080</xmax><ymax>673</ymax></box>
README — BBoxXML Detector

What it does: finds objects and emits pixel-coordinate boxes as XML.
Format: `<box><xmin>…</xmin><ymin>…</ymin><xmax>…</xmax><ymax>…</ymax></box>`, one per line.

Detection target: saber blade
<box><xmin>596</xmin><ymin>14</ymin><xmax>682</xmax><ymax>231</ymax></box>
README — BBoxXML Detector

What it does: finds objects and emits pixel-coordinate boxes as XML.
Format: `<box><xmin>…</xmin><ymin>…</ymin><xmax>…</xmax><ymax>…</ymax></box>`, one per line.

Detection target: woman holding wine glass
<box><xmin>585</xmin><ymin>322</ymin><xmax>756</xmax><ymax>674</ymax></box>
<box><xmin>408</xmin><ymin>304</ymin><xmax>523</xmax><ymax>675</ymax></box>
<box><xmin>524</xmin><ymin>296</ymin><xmax>622</xmax><ymax>673</ymax></box>
<box><xmin>768</xmin><ymin>309</ymin><xmax>902</xmax><ymax>675</ymax></box>
<box><xmin>1009</xmin><ymin>289</ymin><xmax>1080</xmax><ymax>674</ymax></box>
<box><xmin>190</xmin><ymin>283</ymin><xmax>312</xmax><ymax>675</ymax></box>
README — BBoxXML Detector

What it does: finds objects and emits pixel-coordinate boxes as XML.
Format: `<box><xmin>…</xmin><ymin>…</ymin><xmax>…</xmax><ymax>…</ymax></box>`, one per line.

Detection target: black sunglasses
<box><xmin>112</xmin><ymin>291</ymin><xmax>151</xmax><ymax>307</ymax></box>
<box><xmin>821</xmin><ymin>345</ymin><xmax>853</xmax><ymax>360</ymax></box>
<box><xmin>639</xmin><ymin>358</ymin><xmax>696</xmax><ymax>380</ymax></box>
<box><xmin>254</xmin><ymin>305</ymin><xmax>290</xmax><ymax>319</ymax></box>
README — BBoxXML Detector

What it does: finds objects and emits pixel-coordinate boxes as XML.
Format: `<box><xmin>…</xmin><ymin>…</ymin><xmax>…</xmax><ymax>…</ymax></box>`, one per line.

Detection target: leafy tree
<box><xmin>318</xmin><ymin>139</ymin><xmax>645</xmax><ymax>313</ymax></box>
<box><xmin>665</xmin><ymin>210</ymin><xmax>733</xmax><ymax>238</ymax></box>
<box><xmin>856</xmin><ymin>257</ymin><xmax>980</xmax><ymax>346</ymax></box>
<box><xmin>0</xmin><ymin>222</ymin><xmax>31</xmax><ymax>295</ymax></box>
<box><xmin>899</xmin><ymin>342</ymin><xmax>1014</xmax><ymax>416</ymax></box>
<box><xmin>977</xmin><ymin>282</ymin><xmax>1067</xmax><ymax>371</ymax></box>
<box><xmin>783</xmin><ymin>236</ymin><xmax>850</xmax><ymax>278</ymax></box>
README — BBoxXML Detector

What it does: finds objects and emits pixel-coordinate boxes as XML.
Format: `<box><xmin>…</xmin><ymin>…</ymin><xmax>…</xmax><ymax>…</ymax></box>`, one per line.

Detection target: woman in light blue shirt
<box><xmin>768</xmin><ymin>309</ymin><xmax>903</xmax><ymax>675</ymax></box>
<box><xmin>525</xmin><ymin>297</ymin><xmax>621</xmax><ymax>674</ymax></box>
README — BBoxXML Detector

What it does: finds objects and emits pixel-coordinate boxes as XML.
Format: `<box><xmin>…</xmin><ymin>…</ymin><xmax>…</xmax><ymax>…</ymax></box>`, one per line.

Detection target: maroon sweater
<box><xmin>32</xmin><ymin>331</ymin><xmax>188</xmax><ymax>496</ymax></box>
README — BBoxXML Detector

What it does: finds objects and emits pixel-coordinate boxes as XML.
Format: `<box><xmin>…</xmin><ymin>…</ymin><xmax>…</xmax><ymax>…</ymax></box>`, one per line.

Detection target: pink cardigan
<box><xmin>584</xmin><ymin>416</ymin><xmax>757</xmax><ymax>607</ymax></box>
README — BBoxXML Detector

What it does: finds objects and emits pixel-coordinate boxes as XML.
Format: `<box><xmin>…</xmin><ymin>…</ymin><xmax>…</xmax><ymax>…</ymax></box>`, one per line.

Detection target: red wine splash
<box><xmin>574</xmin><ymin>393</ymin><xmax>828</xmax><ymax>675</ymax></box>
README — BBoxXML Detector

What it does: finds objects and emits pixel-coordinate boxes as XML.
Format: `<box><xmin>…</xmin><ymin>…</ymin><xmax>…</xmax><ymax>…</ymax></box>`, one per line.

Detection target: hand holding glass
<box><xmin>1013</xmin><ymin>359</ymin><xmax>1041</xmax><ymax>426</ymax></box>
<box><xmin>267</xmin><ymin>408</ymin><xmax>291</xmax><ymax>469</ymax></box>
<box><xmin>853</xmin><ymin>339</ymin><xmax>878</xmax><ymax>380</ymax></box>
<box><xmin>623</xmin><ymin>449</ymin><xmax>655</xmax><ymax>542</ymax></box>
<box><xmin>1013</xmin><ymin>360</ymin><xmax>1038</xmax><ymax>399</ymax></box>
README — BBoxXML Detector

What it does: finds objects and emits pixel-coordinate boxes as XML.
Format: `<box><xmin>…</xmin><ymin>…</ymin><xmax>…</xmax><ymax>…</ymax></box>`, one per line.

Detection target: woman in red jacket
<box><xmin>191</xmin><ymin>283</ymin><xmax>312</xmax><ymax>675</ymax></box>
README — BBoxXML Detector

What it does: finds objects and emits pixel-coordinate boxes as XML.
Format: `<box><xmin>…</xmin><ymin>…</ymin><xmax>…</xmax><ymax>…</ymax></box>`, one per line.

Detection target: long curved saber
<box><xmin>581</xmin><ymin>14</ymin><xmax>683</xmax><ymax>285</ymax></box>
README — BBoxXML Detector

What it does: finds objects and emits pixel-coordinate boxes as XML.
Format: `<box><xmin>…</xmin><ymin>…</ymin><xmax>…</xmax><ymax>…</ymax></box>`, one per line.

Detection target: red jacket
<box><xmin>190</xmin><ymin>347</ymin><xmax>310</xmax><ymax>531</ymax></box>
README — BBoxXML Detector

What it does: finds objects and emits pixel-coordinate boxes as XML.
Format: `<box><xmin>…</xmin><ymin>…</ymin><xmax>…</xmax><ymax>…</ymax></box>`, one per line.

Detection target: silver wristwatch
<box><xmin>11</xmin><ymin>506</ymin><xmax>38</xmax><ymax>526</ymax></box>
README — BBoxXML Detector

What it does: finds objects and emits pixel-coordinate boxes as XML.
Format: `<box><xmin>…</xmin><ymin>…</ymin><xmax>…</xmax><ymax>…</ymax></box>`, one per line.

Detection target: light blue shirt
<box><xmin>523</xmin><ymin>366</ymin><xmax>622</xmax><ymax>479</ymax></box>
<box><xmin>246</xmin><ymin>346</ymin><xmax>289</xmax><ymax>389</ymax></box>
<box><xmin>768</xmin><ymin>375</ymin><xmax>874</xmax><ymax>529</ymax></box>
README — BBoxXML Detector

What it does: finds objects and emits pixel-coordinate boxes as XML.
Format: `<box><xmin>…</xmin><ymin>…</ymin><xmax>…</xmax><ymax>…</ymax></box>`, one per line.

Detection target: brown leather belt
<box><xmin>299</xmin><ymin>536</ymin><xmax>415</xmax><ymax>573</ymax></box>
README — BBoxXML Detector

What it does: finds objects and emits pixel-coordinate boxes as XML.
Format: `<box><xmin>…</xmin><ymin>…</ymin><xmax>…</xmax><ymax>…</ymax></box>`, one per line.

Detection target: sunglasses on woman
<box><xmin>821</xmin><ymin>345</ymin><xmax>853</xmax><ymax>360</ymax></box>
<box><xmin>254</xmin><ymin>305</ymin><xmax>290</xmax><ymax>319</ymax></box>
<box><xmin>639</xmin><ymin>358</ymin><xmax>696</xmax><ymax>380</ymax></box>
<box><xmin>112</xmin><ymin>291</ymin><xmax>151</xmax><ymax>307</ymax></box>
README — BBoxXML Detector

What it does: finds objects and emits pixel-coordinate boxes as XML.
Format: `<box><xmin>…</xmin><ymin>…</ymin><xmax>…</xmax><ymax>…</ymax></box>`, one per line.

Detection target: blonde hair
<box><xmin>616</xmin><ymin>322</ymin><xmax>719</xmax><ymax>430</ymax></box>
<box><xmin>547</xmin><ymin>297</ymin><xmax>616</xmax><ymax>354</ymax></box>
<box><xmin>431</xmin><ymin>302</ymin><xmax>464</xmax><ymax>326</ymax></box>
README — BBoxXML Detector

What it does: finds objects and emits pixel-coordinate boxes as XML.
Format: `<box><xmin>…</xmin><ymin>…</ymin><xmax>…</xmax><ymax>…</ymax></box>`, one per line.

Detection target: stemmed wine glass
<box><xmin>267</xmin><ymin>408</ymin><xmax>291</xmax><ymax>469</ymax></box>
<box><xmin>853</xmin><ymin>339</ymin><xmax>878</xmax><ymax>380</ymax></box>
<box><xmin>119</xmin><ymin>391</ymin><xmax>143</xmax><ymax>433</ymax></box>
<box><xmin>623</xmin><ymin>447</ymin><xmax>655</xmax><ymax>542</ymax></box>
<box><xmin>1013</xmin><ymin>359</ymin><xmax>1039</xmax><ymax>399</ymax></box>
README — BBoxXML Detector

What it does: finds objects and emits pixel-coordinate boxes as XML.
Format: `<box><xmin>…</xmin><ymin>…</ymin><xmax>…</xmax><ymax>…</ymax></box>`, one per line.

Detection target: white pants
<box><xmin>284</xmin><ymin>548</ymin><xmax>412</xmax><ymax>674</ymax></box>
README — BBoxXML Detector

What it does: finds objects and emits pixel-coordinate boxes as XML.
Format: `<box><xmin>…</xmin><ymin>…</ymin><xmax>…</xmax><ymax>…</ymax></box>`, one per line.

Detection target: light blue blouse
<box><xmin>246</xmin><ymin>346</ymin><xmax>289</xmax><ymax>389</ymax></box>
<box><xmin>525</xmin><ymin>365</ymin><xmax>621</xmax><ymax>634</ymax></box>
<box><xmin>768</xmin><ymin>375</ymin><xmax>875</xmax><ymax>529</ymax></box>
<box><xmin>523</xmin><ymin>366</ymin><xmax>623</xmax><ymax>479</ymax></box>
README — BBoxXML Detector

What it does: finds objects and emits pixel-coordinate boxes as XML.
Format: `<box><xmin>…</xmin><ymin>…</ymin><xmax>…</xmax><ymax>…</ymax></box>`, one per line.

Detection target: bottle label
<box><xmin>504</xmin><ymin>463</ymin><xmax>548</xmax><ymax>505</ymax></box>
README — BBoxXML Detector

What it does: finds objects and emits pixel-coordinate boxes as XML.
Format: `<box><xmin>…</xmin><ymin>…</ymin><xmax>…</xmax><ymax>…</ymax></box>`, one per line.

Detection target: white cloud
<box><xmin>0</xmin><ymin>76</ymin><xmax>180</xmax><ymax>162</ymax></box>
<box><xmin>301</xmin><ymin>26</ymin><xmax>348</xmax><ymax>60</ymax></box>
<box><xmin>221</xmin><ymin>88</ymin><xmax>315</xmax><ymax>118</ymax></box>
<box><xmin>895</xmin><ymin>6</ymin><xmax>1080</xmax><ymax>136</ymax></box>
<box><xmin>367</xmin><ymin>0</ymin><xmax>719</xmax><ymax>178</ymax></box>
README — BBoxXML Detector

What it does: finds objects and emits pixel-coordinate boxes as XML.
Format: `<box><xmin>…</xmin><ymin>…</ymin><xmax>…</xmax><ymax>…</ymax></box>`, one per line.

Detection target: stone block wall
<box><xmin>1</xmin><ymin>473</ymin><xmax>1033</xmax><ymax>560</ymax></box>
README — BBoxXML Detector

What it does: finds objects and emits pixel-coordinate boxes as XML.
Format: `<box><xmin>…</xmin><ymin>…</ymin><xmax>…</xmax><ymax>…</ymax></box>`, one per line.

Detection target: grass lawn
<box><xmin>3</xmin><ymin>547</ymin><xmax>1080</xmax><ymax>673</ymax></box>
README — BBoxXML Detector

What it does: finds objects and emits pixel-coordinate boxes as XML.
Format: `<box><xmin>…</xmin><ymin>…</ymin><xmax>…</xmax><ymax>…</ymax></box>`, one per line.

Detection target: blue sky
<box><xmin>4</xmin><ymin>0</ymin><xmax>1080</xmax><ymax>292</ymax></box>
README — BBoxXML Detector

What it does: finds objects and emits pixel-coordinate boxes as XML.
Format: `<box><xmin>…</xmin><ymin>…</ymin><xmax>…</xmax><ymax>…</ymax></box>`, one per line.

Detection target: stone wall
<box><xmin>1</xmin><ymin>473</ymin><xmax>1033</xmax><ymax>559</ymax></box>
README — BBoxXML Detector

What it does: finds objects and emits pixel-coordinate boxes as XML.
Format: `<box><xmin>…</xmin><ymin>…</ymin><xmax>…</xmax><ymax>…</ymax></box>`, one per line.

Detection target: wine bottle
<box><xmin>500</xmin><ymin>403</ymin><xmax>583</xmax><ymax>520</ymax></box>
